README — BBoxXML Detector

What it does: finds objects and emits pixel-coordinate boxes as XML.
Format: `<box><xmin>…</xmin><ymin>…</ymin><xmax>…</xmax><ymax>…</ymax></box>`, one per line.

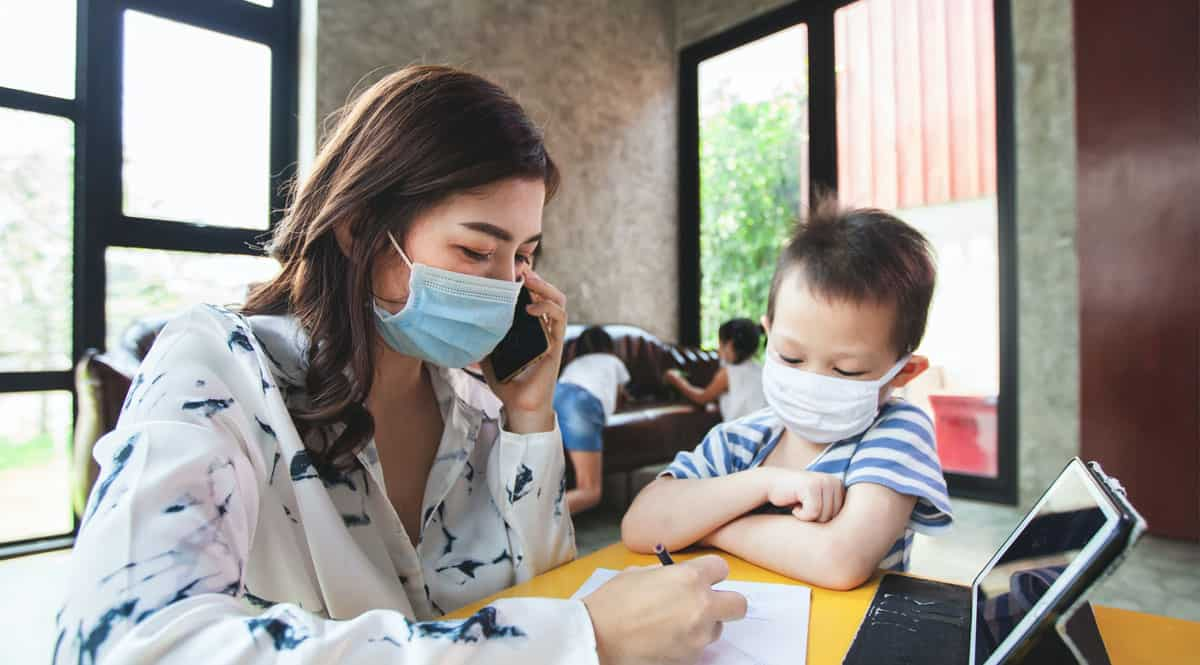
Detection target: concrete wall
<box><xmin>316</xmin><ymin>0</ymin><xmax>680</xmax><ymax>340</ymax></box>
<box><xmin>1010</xmin><ymin>0</ymin><xmax>1077</xmax><ymax>504</ymax></box>
<box><xmin>673</xmin><ymin>0</ymin><xmax>1080</xmax><ymax>505</ymax></box>
<box><xmin>674</xmin><ymin>0</ymin><xmax>790</xmax><ymax>47</ymax></box>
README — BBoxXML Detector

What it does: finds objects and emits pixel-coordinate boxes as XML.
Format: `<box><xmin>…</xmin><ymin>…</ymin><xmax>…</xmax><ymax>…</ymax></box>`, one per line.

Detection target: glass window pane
<box><xmin>123</xmin><ymin>11</ymin><xmax>272</xmax><ymax>229</ymax></box>
<box><xmin>105</xmin><ymin>248</ymin><xmax>280</xmax><ymax>354</ymax></box>
<box><xmin>0</xmin><ymin>1</ymin><xmax>76</xmax><ymax>99</ymax></box>
<box><xmin>835</xmin><ymin>0</ymin><xmax>999</xmax><ymax>477</ymax></box>
<box><xmin>0</xmin><ymin>391</ymin><xmax>73</xmax><ymax>543</ymax></box>
<box><xmin>0</xmin><ymin>108</ymin><xmax>74</xmax><ymax>372</ymax></box>
<box><xmin>698</xmin><ymin>24</ymin><xmax>808</xmax><ymax>350</ymax></box>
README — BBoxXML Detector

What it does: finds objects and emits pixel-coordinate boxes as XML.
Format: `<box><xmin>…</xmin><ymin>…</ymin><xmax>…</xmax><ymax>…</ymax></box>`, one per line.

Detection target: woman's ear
<box><xmin>890</xmin><ymin>354</ymin><xmax>930</xmax><ymax>388</ymax></box>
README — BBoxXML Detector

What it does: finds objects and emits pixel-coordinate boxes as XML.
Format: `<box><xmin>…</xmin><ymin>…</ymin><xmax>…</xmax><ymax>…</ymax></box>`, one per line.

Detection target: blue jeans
<box><xmin>553</xmin><ymin>382</ymin><xmax>605</xmax><ymax>452</ymax></box>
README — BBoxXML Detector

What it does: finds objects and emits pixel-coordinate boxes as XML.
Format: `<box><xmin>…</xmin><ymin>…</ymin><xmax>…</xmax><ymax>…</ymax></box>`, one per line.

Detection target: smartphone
<box><xmin>490</xmin><ymin>286</ymin><xmax>550</xmax><ymax>383</ymax></box>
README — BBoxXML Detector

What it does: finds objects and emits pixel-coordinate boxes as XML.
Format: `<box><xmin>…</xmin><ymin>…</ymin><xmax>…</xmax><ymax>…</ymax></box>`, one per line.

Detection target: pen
<box><xmin>654</xmin><ymin>543</ymin><xmax>675</xmax><ymax>566</ymax></box>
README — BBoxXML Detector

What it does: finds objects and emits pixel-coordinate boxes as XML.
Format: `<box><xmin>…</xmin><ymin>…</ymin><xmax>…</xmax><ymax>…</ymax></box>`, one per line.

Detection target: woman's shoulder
<box><xmin>152</xmin><ymin>304</ymin><xmax>255</xmax><ymax>357</ymax></box>
<box><xmin>145</xmin><ymin>304</ymin><xmax>301</xmax><ymax>394</ymax></box>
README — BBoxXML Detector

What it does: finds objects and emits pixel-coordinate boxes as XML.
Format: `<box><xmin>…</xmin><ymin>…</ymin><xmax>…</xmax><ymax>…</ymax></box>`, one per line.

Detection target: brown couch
<box><xmin>559</xmin><ymin>324</ymin><xmax>722</xmax><ymax>498</ymax></box>
<box><xmin>71</xmin><ymin>319</ymin><xmax>722</xmax><ymax>515</ymax></box>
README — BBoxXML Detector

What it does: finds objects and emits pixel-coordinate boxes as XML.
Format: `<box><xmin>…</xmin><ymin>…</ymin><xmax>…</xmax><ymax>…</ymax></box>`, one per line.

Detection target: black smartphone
<box><xmin>490</xmin><ymin>286</ymin><xmax>550</xmax><ymax>383</ymax></box>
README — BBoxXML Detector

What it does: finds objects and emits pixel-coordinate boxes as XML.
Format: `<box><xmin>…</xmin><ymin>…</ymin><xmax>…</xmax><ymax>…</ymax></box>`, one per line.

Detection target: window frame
<box><xmin>678</xmin><ymin>0</ymin><xmax>1018</xmax><ymax>504</ymax></box>
<box><xmin>0</xmin><ymin>0</ymin><xmax>298</xmax><ymax>558</ymax></box>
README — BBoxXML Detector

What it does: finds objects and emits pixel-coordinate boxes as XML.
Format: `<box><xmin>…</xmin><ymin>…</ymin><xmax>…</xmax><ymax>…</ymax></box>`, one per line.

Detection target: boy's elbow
<box><xmin>619</xmin><ymin>510</ymin><xmax>657</xmax><ymax>554</ymax></box>
<box><xmin>820</xmin><ymin>562</ymin><xmax>875</xmax><ymax>591</ymax></box>
<box><xmin>812</xmin><ymin>534</ymin><xmax>878</xmax><ymax>590</ymax></box>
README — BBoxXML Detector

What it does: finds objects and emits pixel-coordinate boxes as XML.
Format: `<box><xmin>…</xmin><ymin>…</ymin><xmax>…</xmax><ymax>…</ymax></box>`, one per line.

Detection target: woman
<box><xmin>664</xmin><ymin>318</ymin><xmax>766</xmax><ymax>421</ymax></box>
<box><xmin>54</xmin><ymin>66</ymin><xmax>744</xmax><ymax>665</ymax></box>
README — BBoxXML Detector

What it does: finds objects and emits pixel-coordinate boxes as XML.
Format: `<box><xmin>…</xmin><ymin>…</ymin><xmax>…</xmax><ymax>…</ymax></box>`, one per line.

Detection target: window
<box><xmin>833</xmin><ymin>0</ymin><xmax>1001</xmax><ymax>481</ymax></box>
<box><xmin>680</xmin><ymin>0</ymin><xmax>1016</xmax><ymax>503</ymax></box>
<box><xmin>698</xmin><ymin>25</ymin><xmax>808</xmax><ymax>350</ymax></box>
<box><xmin>0</xmin><ymin>0</ymin><xmax>297</xmax><ymax>556</ymax></box>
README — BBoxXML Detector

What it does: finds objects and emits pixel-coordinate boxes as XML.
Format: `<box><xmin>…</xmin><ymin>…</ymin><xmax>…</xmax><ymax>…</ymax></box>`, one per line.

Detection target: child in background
<box><xmin>664</xmin><ymin>317</ymin><xmax>767</xmax><ymax>421</ymax></box>
<box><xmin>622</xmin><ymin>195</ymin><xmax>953</xmax><ymax>590</ymax></box>
<box><xmin>553</xmin><ymin>326</ymin><xmax>631</xmax><ymax>514</ymax></box>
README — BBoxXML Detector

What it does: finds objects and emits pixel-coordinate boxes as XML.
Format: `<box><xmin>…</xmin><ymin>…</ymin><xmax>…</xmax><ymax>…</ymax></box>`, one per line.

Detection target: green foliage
<box><xmin>0</xmin><ymin>433</ymin><xmax>55</xmax><ymax>471</ymax></box>
<box><xmin>699</xmin><ymin>92</ymin><xmax>805</xmax><ymax>349</ymax></box>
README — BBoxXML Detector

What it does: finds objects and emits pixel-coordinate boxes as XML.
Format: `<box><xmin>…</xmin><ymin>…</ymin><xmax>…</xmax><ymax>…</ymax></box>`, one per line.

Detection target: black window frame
<box><xmin>678</xmin><ymin>0</ymin><xmax>1018</xmax><ymax>504</ymax></box>
<box><xmin>0</xmin><ymin>0</ymin><xmax>299</xmax><ymax>559</ymax></box>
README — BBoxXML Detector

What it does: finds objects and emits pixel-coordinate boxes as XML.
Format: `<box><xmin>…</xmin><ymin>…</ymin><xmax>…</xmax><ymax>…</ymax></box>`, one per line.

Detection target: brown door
<box><xmin>1075</xmin><ymin>0</ymin><xmax>1200</xmax><ymax>540</ymax></box>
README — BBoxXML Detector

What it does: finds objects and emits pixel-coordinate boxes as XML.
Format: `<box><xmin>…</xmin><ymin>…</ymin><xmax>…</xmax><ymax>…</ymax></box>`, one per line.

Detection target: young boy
<box><xmin>622</xmin><ymin>196</ymin><xmax>953</xmax><ymax>590</ymax></box>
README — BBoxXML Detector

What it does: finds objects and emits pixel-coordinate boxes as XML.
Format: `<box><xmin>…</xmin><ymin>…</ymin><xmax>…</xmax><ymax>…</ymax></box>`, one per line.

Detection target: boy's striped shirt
<box><xmin>661</xmin><ymin>399</ymin><xmax>953</xmax><ymax>572</ymax></box>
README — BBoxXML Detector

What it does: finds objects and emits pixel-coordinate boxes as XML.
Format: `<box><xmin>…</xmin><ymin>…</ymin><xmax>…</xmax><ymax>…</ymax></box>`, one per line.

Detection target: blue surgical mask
<box><xmin>373</xmin><ymin>231</ymin><xmax>522</xmax><ymax>368</ymax></box>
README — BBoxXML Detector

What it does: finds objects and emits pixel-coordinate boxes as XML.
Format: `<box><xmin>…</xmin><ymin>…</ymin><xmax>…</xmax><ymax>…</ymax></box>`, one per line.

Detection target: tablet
<box><xmin>969</xmin><ymin>458</ymin><xmax>1145</xmax><ymax>664</ymax></box>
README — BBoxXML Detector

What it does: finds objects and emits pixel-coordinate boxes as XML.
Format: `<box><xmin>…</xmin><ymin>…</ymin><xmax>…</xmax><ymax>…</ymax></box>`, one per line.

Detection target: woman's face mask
<box><xmin>373</xmin><ymin>231</ymin><xmax>522</xmax><ymax>368</ymax></box>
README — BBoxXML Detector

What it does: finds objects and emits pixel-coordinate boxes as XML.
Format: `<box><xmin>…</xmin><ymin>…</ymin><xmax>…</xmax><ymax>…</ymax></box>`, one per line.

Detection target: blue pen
<box><xmin>654</xmin><ymin>543</ymin><xmax>675</xmax><ymax>566</ymax></box>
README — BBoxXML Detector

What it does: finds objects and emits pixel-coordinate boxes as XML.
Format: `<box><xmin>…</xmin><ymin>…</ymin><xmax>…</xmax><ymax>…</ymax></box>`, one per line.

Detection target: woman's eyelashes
<box><xmin>456</xmin><ymin>243</ymin><xmax>534</xmax><ymax>266</ymax></box>
<box><xmin>458</xmin><ymin>246</ymin><xmax>494</xmax><ymax>262</ymax></box>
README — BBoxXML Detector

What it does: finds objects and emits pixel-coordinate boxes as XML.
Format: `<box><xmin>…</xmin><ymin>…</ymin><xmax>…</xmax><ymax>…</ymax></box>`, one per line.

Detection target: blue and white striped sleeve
<box><xmin>659</xmin><ymin>425</ymin><xmax>728</xmax><ymax>479</ymax></box>
<box><xmin>658</xmin><ymin>418</ymin><xmax>768</xmax><ymax>480</ymax></box>
<box><xmin>845</xmin><ymin>402</ymin><xmax>953</xmax><ymax>535</ymax></box>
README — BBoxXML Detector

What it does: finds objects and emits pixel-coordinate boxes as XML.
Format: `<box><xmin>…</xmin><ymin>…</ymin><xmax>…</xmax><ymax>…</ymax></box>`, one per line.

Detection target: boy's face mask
<box><xmin>372</xmin><ymin>231</ymin><xmax>522</xmax><ymax>368</ymax></box>
<box><xmin>762</xmin><ymin>350</ymin><xmax>910</xmax><ymax>444</ymax></box>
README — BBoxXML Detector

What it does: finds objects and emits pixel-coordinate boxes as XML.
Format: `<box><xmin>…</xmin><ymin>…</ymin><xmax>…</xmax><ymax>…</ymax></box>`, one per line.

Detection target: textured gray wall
<box><xmin>1011</xmin><ymin>0</ymin><xmax>1077</xmax><ymax>504</ymax></box>
<box><xmin>317</xmin><ymin>0</ymin><xmax>680</xmax><ymax>340</ymax></box>
<box><xmin>674</xmin><ymin>0</ymin><xmax>790</xmax><ymax>47</ymax></box>
<box><xmin>674</xmin><ymin>0</ymin><xmax>1081</xmax><ymax>505</ymax></box>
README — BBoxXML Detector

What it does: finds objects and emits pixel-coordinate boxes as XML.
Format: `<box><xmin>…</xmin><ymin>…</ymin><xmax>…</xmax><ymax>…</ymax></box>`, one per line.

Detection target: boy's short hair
<box><xmin>576</xmin><ymin>325</ymin><xmax>615</xmax><ymax>356</ymax></box>
<box><xmin>766</xmin><ymin>194</ymin><xmax>936</xmax><ymax>357</ymax></box>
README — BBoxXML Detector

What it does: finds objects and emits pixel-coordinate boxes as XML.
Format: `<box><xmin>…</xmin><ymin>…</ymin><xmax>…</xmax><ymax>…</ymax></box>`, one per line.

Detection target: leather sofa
<box><xmin>559</xmin><ymin>324</ymin><xmax>722</xmax><ymax>497</ymax></box>
<box><xmin>71</xmin><ymin>318</ymin><xmax>722</xmax><ymax>515</ymax></box>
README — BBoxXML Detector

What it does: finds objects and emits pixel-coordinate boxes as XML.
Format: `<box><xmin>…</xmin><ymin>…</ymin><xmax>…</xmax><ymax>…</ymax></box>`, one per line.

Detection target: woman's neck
<box><xmin>366</xmin><ymin>338</ymin><xmax>428</xmax><ymax>411</ymax></box>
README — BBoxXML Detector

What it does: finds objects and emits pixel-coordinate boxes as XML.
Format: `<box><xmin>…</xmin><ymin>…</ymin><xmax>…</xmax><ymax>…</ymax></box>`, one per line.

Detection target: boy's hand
<box><xmin>764</xmin><ymin>469</ymin><xmax>845</xmax><ymax>523</ymax></box>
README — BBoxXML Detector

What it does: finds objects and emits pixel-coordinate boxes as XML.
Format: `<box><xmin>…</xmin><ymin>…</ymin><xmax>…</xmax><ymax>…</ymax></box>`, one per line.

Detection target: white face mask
<box><xmin>762</xmin><ymin>350</ymin><xmax>910</xmax><ymax>444</ymax></box>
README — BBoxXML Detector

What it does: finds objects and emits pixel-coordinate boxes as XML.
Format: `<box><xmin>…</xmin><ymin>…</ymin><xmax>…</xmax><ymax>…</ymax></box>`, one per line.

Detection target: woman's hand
<box><xmin>763</xmin><ymin>468</ymin><xmax>845</xmax><ymax>523</ymax></box>
<box><xmin>583</xmin><ymin>556</ymin><xmax>747</xmax><ymax>665</ymax></box>
<box><xmin>482</xmin><ymin>270</ymin><xmax>566</xmax><ymax>434</ymax></box>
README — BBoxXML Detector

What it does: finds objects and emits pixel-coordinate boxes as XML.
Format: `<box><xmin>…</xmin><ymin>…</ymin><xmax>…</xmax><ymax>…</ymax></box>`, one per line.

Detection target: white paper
<box><xmin>571</xmin><ymin>568</ymin><xmax>811</xmax><ymax>665</ymax></box>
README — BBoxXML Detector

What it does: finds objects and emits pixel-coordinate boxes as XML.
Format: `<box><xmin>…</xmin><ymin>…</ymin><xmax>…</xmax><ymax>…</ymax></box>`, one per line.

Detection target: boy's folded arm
<box><xmin>620</xmin><ymin>469</ymin><xmax>775</xmax><ymax>553</ymax></box>
<box><xmin>703</xmin><ymin>483</ymin><xmax>917</xmax><ymax>590</ymax></box>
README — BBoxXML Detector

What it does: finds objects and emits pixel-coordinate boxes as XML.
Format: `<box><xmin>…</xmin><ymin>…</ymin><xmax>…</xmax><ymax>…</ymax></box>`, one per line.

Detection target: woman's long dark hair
<box><xmin>243</xmin><ymin>66</ymin><xmax>559</xmax><ymax>469</ymax></box>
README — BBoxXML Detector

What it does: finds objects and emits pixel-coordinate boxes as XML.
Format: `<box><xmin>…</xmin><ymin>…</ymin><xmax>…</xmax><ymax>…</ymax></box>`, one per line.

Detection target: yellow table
<box><xmin>450</xmin><ymin>543</ymin><xmax>1200</xmax><ymax>665</ymax></box>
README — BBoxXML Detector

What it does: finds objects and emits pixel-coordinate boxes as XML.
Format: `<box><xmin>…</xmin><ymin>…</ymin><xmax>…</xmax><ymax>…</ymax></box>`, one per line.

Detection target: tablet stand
<box><xmin>1020</xmin><ymin>601</ymin><xmax>1110</xmax><ymax>665</ymax></box>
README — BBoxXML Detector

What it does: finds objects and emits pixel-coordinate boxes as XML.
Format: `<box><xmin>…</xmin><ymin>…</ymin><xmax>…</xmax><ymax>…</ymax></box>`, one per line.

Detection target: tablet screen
<box><xmin>971</xmin><ymin>460</ymin><xmax>1116</xmax><ymax>664</ymax></box>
